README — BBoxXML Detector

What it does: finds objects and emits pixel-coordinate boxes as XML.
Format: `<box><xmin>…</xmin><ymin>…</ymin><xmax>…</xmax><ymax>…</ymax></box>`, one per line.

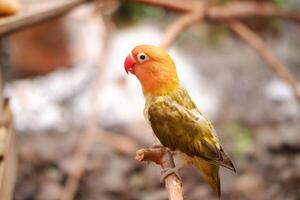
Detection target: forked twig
<box><xmin>136</xmin><ymin>147</ymin><xmax>184</xmax><ymax>200</ymax></box>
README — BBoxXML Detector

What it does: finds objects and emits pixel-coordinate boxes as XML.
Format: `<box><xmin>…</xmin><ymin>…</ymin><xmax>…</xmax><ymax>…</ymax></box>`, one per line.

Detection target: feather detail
<box><xmin>193</xmin><ymin>157</ymin><xmax>221</xmax><ymax>198</ymax></box>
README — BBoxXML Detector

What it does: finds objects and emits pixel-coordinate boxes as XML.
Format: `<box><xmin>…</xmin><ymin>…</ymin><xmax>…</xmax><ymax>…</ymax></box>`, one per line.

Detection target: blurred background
<box><xmin>0</xmin><ymin>0</ymin><xmax>300</xmax><ymax>199</ymax></box>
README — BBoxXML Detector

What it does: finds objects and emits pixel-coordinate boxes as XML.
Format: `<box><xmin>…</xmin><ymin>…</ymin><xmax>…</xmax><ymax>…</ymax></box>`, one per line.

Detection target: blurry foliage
<box><xmin>273</xmin><ymin>0</ymin><xmax>285</xmax><ymax>6</ymax></box>
<box><xmin>207</xmin><ymin>24</ymin><xmax>230</xmax><ymax>45</ymax></box>
<box><xmin>180</xmin><ymin>24</ymin><xmax>230</xmax><ymax>48</ymax></box>
<box><xmin>220</xmin><ymin>123</ymin><xmax>253</xmax><ymax>159</ymax></box>
<box><xmin>114</xmin><ymin>3</ymin><xmax>165</xmax><ymax>27</ymax></box>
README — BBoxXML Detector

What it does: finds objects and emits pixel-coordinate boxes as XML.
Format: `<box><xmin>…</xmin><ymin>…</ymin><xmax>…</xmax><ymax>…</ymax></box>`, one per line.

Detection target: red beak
<box><xmin>124</xmin><ymin>54</ymin><xmax>136</xmax><ymax>75</ymax></box>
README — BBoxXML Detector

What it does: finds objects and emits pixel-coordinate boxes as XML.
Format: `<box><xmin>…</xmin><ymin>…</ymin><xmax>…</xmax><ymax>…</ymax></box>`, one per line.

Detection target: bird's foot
<box><xmin>160</xmin><ymin>167</ymin><xmax>182</xmax><ymax>183</ymax></box>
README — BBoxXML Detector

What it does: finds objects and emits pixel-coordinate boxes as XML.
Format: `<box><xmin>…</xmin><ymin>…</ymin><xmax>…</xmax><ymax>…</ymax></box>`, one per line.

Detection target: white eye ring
<box><xmin>137</xmin><ymin>52</ymin><xmax>149</xmax><ymax>63</ymax></box>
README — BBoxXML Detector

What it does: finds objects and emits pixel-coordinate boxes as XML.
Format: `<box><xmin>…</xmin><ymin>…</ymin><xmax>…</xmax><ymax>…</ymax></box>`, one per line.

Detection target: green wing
<box><xmin>147</xmin><ymin>89</ymin><xmax>234</xmax><ymax>170</ymax></box>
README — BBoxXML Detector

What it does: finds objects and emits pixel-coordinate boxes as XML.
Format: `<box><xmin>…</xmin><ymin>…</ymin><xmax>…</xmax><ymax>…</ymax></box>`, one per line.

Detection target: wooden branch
<box><xmin>131</xmin><ymin>0</ymin><xmax>300</xmax><ymax>23</ymax></box>
<box><xmin>1</xmin><ymin>0</ymin><xmax>297</xmax><ymax>36</ymax></box>
<box><xmin>160</xmin><ymin>10</ymin><xmax>204</xmax><ymax>49</ymax></box>
<box><xmin>136</xmin><ymin>147</ymin><xmax>183</xmax><ymax>200</ymax></box>
<box><xmin>0</xmin><ymin>90</ymin><xmax>17</xmax><ymax>200</ymax></box>
<box><xmin>229</xmin><ymin>20</ymin><xmax>300</xmax><ymax>102</ymax></box>
<box><xmin>0</xmin><ymin>0</ymin><xmax>86</xmax><ymax>35</ymax></box>
<box><xmin>131</xmin><ymin>0</ymin><xmax>194</xmax><ymax>12</ymax></box>
<box><xmin>207</xmin><ymin>2</ymin><xmax>300</xmax><ymax>23</ymax></box>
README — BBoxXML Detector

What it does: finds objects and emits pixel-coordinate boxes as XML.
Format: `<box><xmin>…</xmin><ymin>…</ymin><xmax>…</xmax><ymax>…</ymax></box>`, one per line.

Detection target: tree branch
<box><xmin>229</xmin><ymin>20</ymin><xmax>300</xmax><ymax>102</ymax></box>
<box><xmin>131</xmin><ymin>0</ymin><xmax>194</xmax><ymax>12</ymax></box>
<box><xmin>136</xmin><ymin>147</ymin><xmax>184</xmax><ymax>200</ymax></box>
<box><xmin>0</xmin><ymin>67</ymin><xmax>16</xmax><ymax>200</ymax></box>
<box><xmin>160</xmin><ymin>9</ymin><xmax>204</xmax><ymax>49</ymax></box>
<box><xmin>207</xmin><ymin>2</ymin><xmax>300</xmax><ymax>23</ymax></box>
<box><xmin>0</xmin><ymin>0</ymin><xmax>86</xmax><ymax>35</ymax></box>
<box><xmin>131</xmin><ymin>0</ymin><xmax>300</xmax><ymax>23</ymax></box>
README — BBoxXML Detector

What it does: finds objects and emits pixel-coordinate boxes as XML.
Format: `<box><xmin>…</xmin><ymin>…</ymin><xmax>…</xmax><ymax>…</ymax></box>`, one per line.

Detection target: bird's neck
<box><xmin>142</xmin><ymin>78</ymin><xmax>180</xmax><ymax>96</ymax></box>
<box><xmin>135</xmin><ymin>61</ymin><xmax>180</xmax><ymax>96</ymax></box>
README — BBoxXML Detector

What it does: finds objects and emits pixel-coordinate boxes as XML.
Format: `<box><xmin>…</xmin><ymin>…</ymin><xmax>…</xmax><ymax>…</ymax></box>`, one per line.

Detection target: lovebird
<box><xmin>124</xmin><ymin>45</ymin><xmax>235</xmax><ymax>197</ymax></box>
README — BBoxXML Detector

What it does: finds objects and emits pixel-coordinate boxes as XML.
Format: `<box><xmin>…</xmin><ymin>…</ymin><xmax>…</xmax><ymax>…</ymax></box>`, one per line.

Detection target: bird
<box><xmin>124</xmin><ymin>44</ymin><xmax>235</xmax><ymax>197</ymax></box>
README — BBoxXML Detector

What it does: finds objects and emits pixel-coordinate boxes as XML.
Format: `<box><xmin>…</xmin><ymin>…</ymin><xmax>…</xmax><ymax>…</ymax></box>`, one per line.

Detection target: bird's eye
<box><xmin>137</xmin><ymin>52</ymin><xmax>149</xmax><ymax>63</ymax></box>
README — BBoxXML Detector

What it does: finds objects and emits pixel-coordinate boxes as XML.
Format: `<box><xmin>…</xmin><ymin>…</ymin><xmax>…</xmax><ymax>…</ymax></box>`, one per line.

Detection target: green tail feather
<box><xmin>193</xmin><ymin>157</ymin><xmax>221</xmax><ymax>198</ymax></box>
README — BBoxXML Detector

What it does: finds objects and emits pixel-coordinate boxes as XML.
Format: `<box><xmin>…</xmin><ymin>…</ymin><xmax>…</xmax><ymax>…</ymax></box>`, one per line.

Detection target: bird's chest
<box><xmin>144</xmin><ymin>97</ymin><xmax>173</xmax><ymax>146</ymax></box>
<box><xmin>143</xmin><ymin>96</ymin><xmax>165</xmax><ymax>124</ymax></box>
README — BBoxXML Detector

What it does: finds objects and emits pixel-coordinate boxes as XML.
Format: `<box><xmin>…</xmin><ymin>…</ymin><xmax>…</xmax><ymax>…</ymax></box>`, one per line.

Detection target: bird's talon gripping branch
<box><xmin>160</xmin><ymin>167</ymin><xmax>182</xmax><ymax>184</ymax></box>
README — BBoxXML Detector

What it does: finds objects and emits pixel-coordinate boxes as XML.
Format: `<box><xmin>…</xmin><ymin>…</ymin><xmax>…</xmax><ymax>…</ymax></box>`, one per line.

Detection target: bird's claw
<box><xmin>160</xmin><ymin>167</ymin><xmax>182</xmax><ymax>183</ymax></box>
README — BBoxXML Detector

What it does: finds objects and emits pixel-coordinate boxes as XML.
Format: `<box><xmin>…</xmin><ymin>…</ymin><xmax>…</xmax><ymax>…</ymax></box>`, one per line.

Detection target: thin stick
<box><xmin>136</xmin><ymin>147</ymin><xmax>184</xmax><ymax>200</ymax></box>
<box><xmin>229</xmin><ymin>20</ymin><xmax>300</xmax><ymax>102</ymax></box>
<box><xmin>160</xmin><ymin>10</ymin><xmax>204</xmax><ymax>49</ymax></box>
<box><xmin>131</xmin><ymin>0</ymin><xmax>194</xmax><ymax>12</ymax></box>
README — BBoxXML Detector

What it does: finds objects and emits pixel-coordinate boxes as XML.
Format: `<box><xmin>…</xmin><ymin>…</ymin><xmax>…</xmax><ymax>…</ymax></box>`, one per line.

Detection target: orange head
<box><xmin>124</xmin><ymin>45</ymin><xmax>180</xmax><ymax>95</ymax></box>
